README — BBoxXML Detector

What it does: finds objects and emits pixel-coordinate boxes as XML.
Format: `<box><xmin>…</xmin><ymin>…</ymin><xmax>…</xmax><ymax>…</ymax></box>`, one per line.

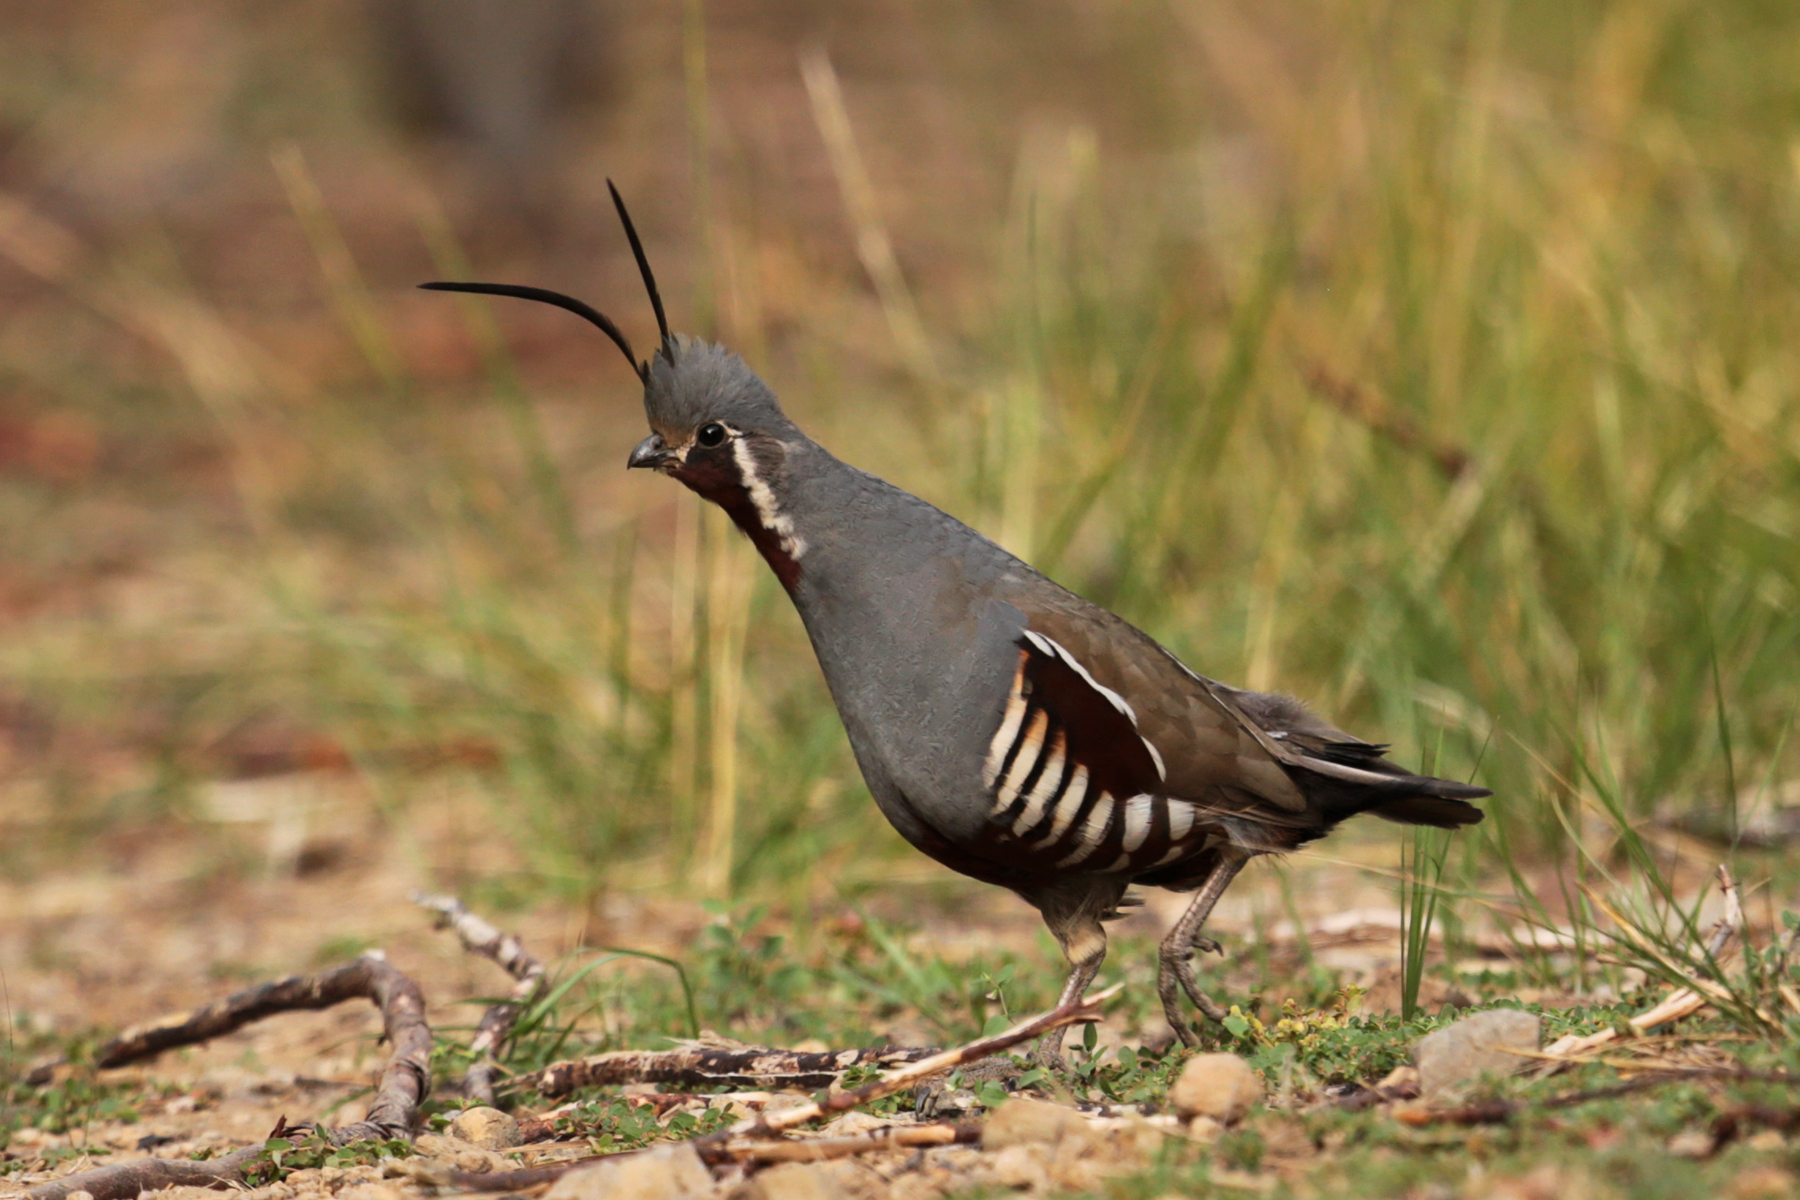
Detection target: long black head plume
<box><xmin>418</xmin><ymin>182</ymin><xmax>672</xmax><ymax>383</ymax></box>
<box><xmin>607</xmin><ymin>178</ymin><xmax>670</xmax><ymax>358</ymax></box>
<box><xmin>418</xmin><ymin>281</ymin><xmax>647</xmax><ymax>383</ymax></box>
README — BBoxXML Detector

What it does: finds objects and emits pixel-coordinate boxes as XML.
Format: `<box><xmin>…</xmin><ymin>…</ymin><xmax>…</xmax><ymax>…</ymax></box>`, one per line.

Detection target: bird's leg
<box><xmin>1032</xmin><ymin>947</ymin><xmax>1105</xmax><ymax>1073</ymax></box>
<box><xmin>1157</xmin><ymin>850</ymin><xmax>1249</xmax><ymax>1047</ymax></box>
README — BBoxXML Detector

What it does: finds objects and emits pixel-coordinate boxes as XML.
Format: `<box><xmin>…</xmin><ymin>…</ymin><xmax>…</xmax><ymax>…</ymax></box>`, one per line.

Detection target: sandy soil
<box><xmin>0</xmin><ymin>764</ymin><xmax>1459</xmax><ymax>1198</ymax></box>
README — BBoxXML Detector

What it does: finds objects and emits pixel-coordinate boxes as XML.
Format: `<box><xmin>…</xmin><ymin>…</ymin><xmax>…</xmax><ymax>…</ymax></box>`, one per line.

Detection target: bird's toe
<box><xmin>1160</xmin><ymin>945</ymin><xmax>1228</xmax><ymax>1028</ymax></box>
<box><xmin>1156</xmin><ymin>957</ymin><xmax>1202</xmax><ymax>1047</ymax></box>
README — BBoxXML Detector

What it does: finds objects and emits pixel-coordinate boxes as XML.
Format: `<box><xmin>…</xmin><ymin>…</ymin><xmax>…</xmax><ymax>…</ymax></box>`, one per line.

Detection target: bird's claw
<box><xmin>915</xmin><ymin>1056</ymin><xmax>1024</xmax><ymax>1116</ymax></box>
<box><xmin>1157</xmin><ymin>944</ymin><xmax>1228</xmax><ymax>1044</ymax></box>
<box><xmin>1173</xmin><ymin>938</ymin><xmax>1223</xmax><ymax>965</ymax></box>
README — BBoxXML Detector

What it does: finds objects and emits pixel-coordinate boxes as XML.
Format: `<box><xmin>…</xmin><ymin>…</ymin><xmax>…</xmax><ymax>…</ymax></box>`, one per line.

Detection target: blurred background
<box><xmin>1</xmin><ymin>0</ymin><xmax>1798</xmax><ymax>1028</ymax></box>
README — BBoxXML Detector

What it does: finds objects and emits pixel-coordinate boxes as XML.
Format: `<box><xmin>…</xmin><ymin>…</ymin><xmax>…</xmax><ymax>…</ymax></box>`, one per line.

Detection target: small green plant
<box><xmin>1398</xmin><ymin>826</ymin><xmax>1450</xmax><ymax>1020</ymax></box>
<box><xmin>248</xmin><ymin>1134</ymin><xmax>412</xmax><ymax>1185</ymax></box>
<box><xmin>537</xmin><ymin>1097</ymin><xmax>731</xmax><ymax>1153</ymax></box>
<box><xmin>1</xmin><ymin>1061</ymin><xmax>158</xmax><ymax>1151</ymax></box>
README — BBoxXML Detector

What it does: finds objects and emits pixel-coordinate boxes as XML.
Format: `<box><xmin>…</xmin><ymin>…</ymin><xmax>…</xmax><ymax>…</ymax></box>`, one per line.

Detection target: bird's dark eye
<box><xmin>696</xmin><ymin>423</ymin><xmax>728</xmax><ymax>448</ymax></box>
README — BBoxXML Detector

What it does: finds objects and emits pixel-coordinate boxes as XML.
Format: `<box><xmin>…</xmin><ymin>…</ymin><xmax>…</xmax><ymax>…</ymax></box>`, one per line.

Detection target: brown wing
<box><xmin>1018</xmin><ymin>596</ymin><xmax>1309</xmax><ymax>813</ymax></box>
<box><xmin>974</xmin><ymin>620</ymin><xmax>1313</xmax><ymax>881</ymax></box>
<box><xmin>1012</xmin><ymin>591</ymin><xmax>1488</xmax><ymax>833</ymax></box>
<box><xmin>979</xmin><ymin>633</ymin><xmax>1162</xmax><ymax>870</ymax></box>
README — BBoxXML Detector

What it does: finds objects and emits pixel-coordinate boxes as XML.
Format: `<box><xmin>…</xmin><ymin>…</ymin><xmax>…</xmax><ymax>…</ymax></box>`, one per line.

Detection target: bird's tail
<box><xmin>1292</xmin><ymin>739</ymin><xmax>1490</xmax><ymax>828</ymax></box>
<box><xmin>1367</xmin><ymin>787</ymin><xmax>1489</xmax><ymax>828</ymax></box>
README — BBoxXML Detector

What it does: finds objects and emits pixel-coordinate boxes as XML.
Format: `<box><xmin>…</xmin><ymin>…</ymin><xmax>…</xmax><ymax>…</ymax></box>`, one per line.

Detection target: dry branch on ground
<box><xmin>28</xmin><ymin>951</ymin><xmax>432</xmax><ymax>1200</ymax></box>
<box><xmin>717</xmin><ymin>1120</ymin><xmax>980</xmax><ymax>1163</ymax></box>
<box><xmin>413</xmin><ymin>891</ymin><xmax>547</xmax><ymax>1103</ymax></box>
<box><xmin>1538</xmin><ymin>866</ymin><xmax>1747</xmax><ymax>1068</ymax></box>
<box><xmin>526</xmin><ymin>1039</ymin><xmax>940</xmax><ymax>1097</ymax></box>
<box><xmin>449</xmin><ymin>982</ymin><xmax>1124</xmax><ymax>1192</ymax></box>
<box><xmin>24</xmin><ymin>1144</ymin><xmax>271</xmax><ymax>1200</ymax></box>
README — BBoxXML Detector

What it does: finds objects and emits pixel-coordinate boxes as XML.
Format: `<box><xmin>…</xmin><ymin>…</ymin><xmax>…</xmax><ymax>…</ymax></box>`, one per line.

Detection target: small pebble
<box><xmin>1415</xmin><ymin>1010</ymin><xmax>1540</xmax><ymax>1098</ymax></box>
<box><xmin>1168</xmin><ymin>1053</ymin><xmax>1263</xmax><ymax>1124</ymax></box>
<box><xmin>543</xmin><ymin>1142</ymin><xmax>712</xmax><ymax>1200</ymax></box>
<box><xmin>737</xmin><ymin>1160</ymin><xmax>843</xmax><ymax>1200</ymax></box>
<box><xmin>1668</xmin><ymin>1128</ymin><xmax>1716</xmax><ymax>1158</ymax></box>
<box><xmin>337</xmin><ymin>1185</ymin><xmax>405</xmax><ymax>1200</ymax></box>
<box><xmin>1187</xmin><ymin>1115</ymin><xmax>1223</xmax><ymax>1142</ymax></box>
<box><xmin>985</xmin><ymin>1145</ymin><xmax>1050</xmax><ymax>1191</ymax></box>
<box><xmin>982</xmin><ymin>1097</ymin><xmax>1094</xmax><ymax>1150</ymax></box>
<box><xmin>448</xmin><ymin>1106</ymin><xmax>522</xmax><ymax>1151</ymax></box>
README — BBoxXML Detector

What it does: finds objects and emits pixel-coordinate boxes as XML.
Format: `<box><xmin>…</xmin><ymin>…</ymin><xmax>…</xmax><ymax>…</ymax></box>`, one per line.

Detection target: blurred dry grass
<box><xmin>0</xmin><ymin>0</ymin><xmax>1796</xmax><ymax>947</ymax></box>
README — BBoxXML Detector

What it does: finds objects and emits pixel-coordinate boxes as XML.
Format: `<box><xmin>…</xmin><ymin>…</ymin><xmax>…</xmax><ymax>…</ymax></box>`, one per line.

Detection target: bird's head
<box><xmin>420</xmin><ymin>182</ymin><xmax>810</xmax><ymax>586</ymax></box>
<box><xmin>420</xmin><ymin>181</ymin><xmax>801</xmax><ymax>500</ymax></box>
<box><xmin>626</xmin><ymin>335</ymin><xmax>799</xmax><ymax>490</ymax></box>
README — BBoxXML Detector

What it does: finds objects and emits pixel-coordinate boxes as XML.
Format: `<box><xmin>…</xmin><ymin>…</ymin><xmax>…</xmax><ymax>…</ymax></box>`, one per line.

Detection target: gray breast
<box><xmin>785</xmin><ymin>473</ymin><xmax>1028</xmax><ymax>847</ymax></box>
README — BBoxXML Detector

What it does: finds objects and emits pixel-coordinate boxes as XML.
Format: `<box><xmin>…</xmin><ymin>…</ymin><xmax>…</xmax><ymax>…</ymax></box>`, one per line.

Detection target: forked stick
<box><xmin>414</xmin><ymin>892</ymin><xmax>547</xmax><ymax>1103</ymax></box>
<box><xmin>29</xmin><ymin>953</ymin><xmax>430</xmax><ymax>1200</ymax></box>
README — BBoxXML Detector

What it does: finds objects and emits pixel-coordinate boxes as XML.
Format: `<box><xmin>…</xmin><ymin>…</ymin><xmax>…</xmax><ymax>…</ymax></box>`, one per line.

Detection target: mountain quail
<box><xmin>423</xmin><ymin>185</ymin><xmax>1490</xmax><ymax>1063</ymax></box>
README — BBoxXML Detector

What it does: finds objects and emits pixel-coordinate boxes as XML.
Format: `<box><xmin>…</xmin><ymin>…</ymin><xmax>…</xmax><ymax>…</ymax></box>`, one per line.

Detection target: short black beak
<box><xmin>628</xmin><ymin>433</ymin><xmax>673</xmax><ymax>469</ymax></box>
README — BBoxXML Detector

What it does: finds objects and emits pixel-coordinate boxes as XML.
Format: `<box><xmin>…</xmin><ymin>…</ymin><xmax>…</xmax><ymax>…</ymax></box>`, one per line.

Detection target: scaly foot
<box><xmin>1157</xmin><ymin>944</ymin><xmax>1228</xmax><ymax>1045</ymax></box>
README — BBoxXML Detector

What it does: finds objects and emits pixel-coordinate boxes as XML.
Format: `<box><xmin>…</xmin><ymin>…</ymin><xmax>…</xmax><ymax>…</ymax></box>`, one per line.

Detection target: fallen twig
<box><xmin>1399</xmin><ymin>1068</ymin><xmax>1800</xmax><ymax>1131</ymax></box>
<box><xmin>414</xmin><ymin>892</ymin><xmax>547</xmax><ymax>1103</ymax></box>
<box><xmin>726</xmin><ymin>981</ymin><xmax>1121</xmax><ymax>1139</ymax></box>
<box><xmin>1394</xmin><ymin>1079</ymin><xmax>1667</xmax><ymax>1126</ymax></box>
<box><xmin>1539</xmin><ymin>867</ymin><xmax>1749</xmax><ymax>1067</ymax></box>
<box><xmin>25</xmin><ymin>1144</ymin><xmax>270</xmax><ymax>1200</ymax></box>
<box><xmin>524</xmin><ymin>1039</ymin><xmax>939</xmax><ymax>1098</ymax></box>
<box><xmin>97</xmin><ymin>951</ymin><xmax>429</xmax><ymax>1143</ymax></box>
<box><xmin>1536</xmin><ymin>987</ymin><xmax>1715</xmax><ymax>1066</ymax></box>
<box><xmin>717</xmin><ymin>1120</ymin><xmax>979</xmax><ymax>1163</ymax></box>
<box><xmin>30</xmin><ymin>952</ymin><xmax>431</xmax><ymax>1200</ymax></box>
<box><xmin>452</xmin><ymin>981</ymin><xmax>1123</xmax><ymax>1192</ymax></box>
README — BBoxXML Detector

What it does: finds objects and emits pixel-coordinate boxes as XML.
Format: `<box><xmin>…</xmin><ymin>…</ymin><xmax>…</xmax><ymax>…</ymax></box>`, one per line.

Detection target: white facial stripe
<box><xmin>1121</xmin><ymin>794</ymin><xmax>1155</xmax><ymax>852</ymax></box>
<box><xmin>731</xmin><ymin>437</ymin><xmax>806</xmax><ymax>558</ymax></box>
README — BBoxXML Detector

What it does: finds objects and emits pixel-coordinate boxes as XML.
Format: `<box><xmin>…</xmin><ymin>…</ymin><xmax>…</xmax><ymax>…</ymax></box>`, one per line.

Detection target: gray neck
<box><xmin>769</xmin><ymin>440</ymin><xmax>1028</xmax><ymax>620</ymax></box>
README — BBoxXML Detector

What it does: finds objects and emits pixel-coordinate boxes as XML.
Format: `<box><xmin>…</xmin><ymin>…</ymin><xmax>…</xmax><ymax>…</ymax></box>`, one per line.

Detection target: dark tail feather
<box><xmin>1298</xmin><ymin>762</ymin><xmax>1491</xmax><ymax>829</ymax></box>
<box><xmin>1370</xmin><ymin>792</ymin><xmax>1487</xmax><ymax>828</ymax></box>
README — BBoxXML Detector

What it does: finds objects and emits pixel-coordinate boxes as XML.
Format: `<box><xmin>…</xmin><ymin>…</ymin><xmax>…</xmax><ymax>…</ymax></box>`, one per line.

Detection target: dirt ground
<box><xmin>1</xmin><ymin>766</ymin><xmax>1469</xmax><ymax>1198</ymax></box>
